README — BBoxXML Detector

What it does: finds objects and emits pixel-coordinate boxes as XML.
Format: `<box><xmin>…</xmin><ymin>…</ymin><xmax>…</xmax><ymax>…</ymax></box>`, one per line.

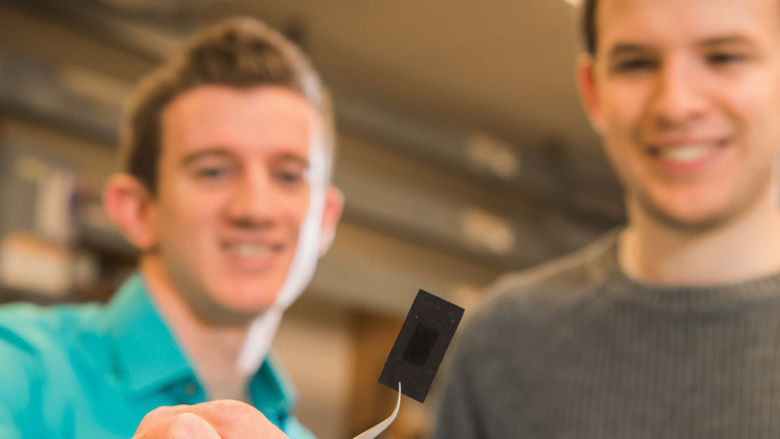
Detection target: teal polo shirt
<box><xmin>0</xmin><ymin>274</ymin><xmax>315</xmax><ymax>439</ymax></box>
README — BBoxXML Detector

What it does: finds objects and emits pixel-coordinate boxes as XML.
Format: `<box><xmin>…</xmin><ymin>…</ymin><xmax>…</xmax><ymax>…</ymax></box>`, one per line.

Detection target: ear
<box><xmin>577</xmin><ymin>54</ymin><xmax>606</xmax><ymax>134</ymax></box>
<box><xmin>317</xmin><ymin>186</ymin><xmax>344</xmax><ymax>256</ymax></box>
<box><xmin>102</xmin><ymin>173</ymin><xmax>159</xmax><ymax>251</ymax></box>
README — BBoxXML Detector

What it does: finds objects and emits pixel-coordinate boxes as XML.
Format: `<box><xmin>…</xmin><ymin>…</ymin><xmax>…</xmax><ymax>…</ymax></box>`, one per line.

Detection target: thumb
<box><xmin>133</xmin><ymin>412</ymin><xmax>221</xmax><ymax>439</ymax></box>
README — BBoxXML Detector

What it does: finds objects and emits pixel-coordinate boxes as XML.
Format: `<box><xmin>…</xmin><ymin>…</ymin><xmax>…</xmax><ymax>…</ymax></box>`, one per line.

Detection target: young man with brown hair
<box><xmin>434</xmin><ymin>0</ymin><xmax>780</xmax><ymax>436</ymax></box>
<box><xmin>0</xmin><ymin>17</ymin><xmax>343</xmax><ymax>439</ymax></box>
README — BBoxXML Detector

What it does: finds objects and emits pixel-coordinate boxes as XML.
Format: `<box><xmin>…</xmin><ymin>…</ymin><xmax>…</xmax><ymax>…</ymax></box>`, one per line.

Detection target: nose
<box><xmin>648</xmin><ymin>58</ymin><xmax>708</xmax><ymax>128</ymax></box>
<box><xmin>225</xmin><ymin>167</ymin><xmax>278</xmax><ymax>228</ymax></box>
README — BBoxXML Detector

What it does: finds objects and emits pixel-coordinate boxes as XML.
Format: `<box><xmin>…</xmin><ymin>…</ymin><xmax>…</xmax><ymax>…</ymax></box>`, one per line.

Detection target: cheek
<box><xmin>157</xmin><ymin>186</ymin><xmax>222</xmax><ymax>238</ymax></box>
<box><xmin>599</xmin><ymin>85</ymin><xmax>645</xmax><ymax>135</ymax></box>
<box><xmin>726</xmin><ymin>69</ymin><xmax>780</xmax><ymax>121</ymax></box>
<box><xmin>284</xmin><ymin>191</ymin><xmax>313</xmax><ymax>226</ymax></box>
<box><xmin>600</xmin><ymin>129</ymin><xmax>648</xmax><ymax>193</ymax></box>
<box><xmin>598</xmin><ymin>88</ymin><xmax>640</xmax><ymax>159</ymax></box>
<box><xmin>602</xmin><ymin>136</ymin><xmax>632</xmax><ymax>180</ymax></box>
<box><xmin>285</xmin><ymin>209</ymin><xmax>310</xmax><ymax>243</ymax></box>
<box><xmin>726</xmin><ymin>83</ymin><xmax>780</xmax><ymax>159</ymax></box>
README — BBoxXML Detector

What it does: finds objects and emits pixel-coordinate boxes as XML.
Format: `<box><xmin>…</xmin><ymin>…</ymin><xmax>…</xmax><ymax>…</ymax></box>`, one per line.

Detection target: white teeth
<box><xmin>225</xmin><ymin>243</ymin><xmax>273</xmax><ymax>258</ymax></box>
<box><xmin>657</xmin><ymin>143</ymin><xmax>715</xmax><ymax>163</ymax></box>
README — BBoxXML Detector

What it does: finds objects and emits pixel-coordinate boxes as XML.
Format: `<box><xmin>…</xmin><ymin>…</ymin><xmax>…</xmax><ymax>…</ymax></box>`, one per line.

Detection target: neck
<box><xmin>620</xmin><ymin>193</ymin><xmax>780</xmax><ymax>287</ymax></box>
<box><xmin>139</xmin><ymin>256</ymin><xmax>253</xmax><ymax>401</ymax></box>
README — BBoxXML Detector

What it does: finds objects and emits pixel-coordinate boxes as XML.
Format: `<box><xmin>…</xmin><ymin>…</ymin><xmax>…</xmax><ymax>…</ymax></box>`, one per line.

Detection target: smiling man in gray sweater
<box><xmin>433</xmin><ymin>0</ymin><xmax>780</xmax><ymax>436</ymax></box>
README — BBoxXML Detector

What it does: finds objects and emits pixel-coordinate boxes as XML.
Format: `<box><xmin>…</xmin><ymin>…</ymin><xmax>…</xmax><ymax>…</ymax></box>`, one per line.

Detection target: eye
<box><xmin>706</xmin><ymin>52</ymin><xmax>745</xmax><ymax>66</ymax></box>
<box><xmin>195</xmin><ymin>167</ymin><xmax>227</xmax><ymax>179</ymax></box>
<box><xmin>195</xmin><ymin>166</ymin><xmax>229</xmax><ymax>180</ymax></box>
<box><xmin>273</xmin><ymin>169</ymin><xmax>305</xmax><ymax>185</ymax></box>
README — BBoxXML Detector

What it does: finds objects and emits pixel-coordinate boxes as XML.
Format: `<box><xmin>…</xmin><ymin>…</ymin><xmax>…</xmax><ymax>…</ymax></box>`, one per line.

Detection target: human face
<box><xmin>152</xmin><ymin>85</ymin><xmax>329</xmax><ymax>323</ymax></box>
<box><xmin>579</xmin><ymin>0</ymin><xmax>780</xmax><ymax>230</ymax></box>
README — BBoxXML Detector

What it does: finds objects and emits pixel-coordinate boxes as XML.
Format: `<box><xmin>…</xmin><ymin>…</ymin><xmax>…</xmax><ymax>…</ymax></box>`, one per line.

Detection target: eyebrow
<box><xmin>606</xmin><ymin>43</ymin><xmax>654</xmax><ymax>60</ymax></box>
<box><xmin>179</xmin><ymin>149</ymin><xmax>235</xmax><ymax>168</ymax></box>
<box><xmin>698</xmin><ymin>35</ymin><xmax>756</xmax><ymax>48</ymax></box>
<box><xmin>606</xmin><ymin>34</ymin><xmax>757</xmax><ymax>59</ymax></box>
<box><xmin>179</xmin><ymin>149</ymin><xmax>311</xmax><ymax>168</ymax></box>
<box><xmin>273</xmin><ymin>153</ymin><xmax>310</xmax><ymax>168</ymax></box>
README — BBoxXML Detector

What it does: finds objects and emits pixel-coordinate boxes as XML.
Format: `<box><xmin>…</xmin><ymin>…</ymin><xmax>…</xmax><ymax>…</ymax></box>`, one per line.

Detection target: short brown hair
<box><xmin>582</xmin><ymin>0</ymin><xmax>598</xmax><ymax>55</ymax></box>
<box><xmin>120</xmin><ymin>17</ymin><xmax>333</xmax><ymax>194</ymax></box>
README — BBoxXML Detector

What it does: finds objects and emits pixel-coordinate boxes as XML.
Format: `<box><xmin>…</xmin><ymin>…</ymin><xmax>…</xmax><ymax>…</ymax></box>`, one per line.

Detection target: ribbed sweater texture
<box><xmin>433</xmin><ymin>231</ymin><xmax>780</xmax><ymax>438</ymax></box>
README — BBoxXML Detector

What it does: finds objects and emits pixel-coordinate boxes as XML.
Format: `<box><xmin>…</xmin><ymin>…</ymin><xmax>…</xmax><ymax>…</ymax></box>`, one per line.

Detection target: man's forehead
<box><xmin>163</xmin><ymin>85</ymin><xmax>319</xmax><ymax>128</ymax></box>
<box><xmin>596</xmin><ymin>0</ymin><xmax>780</xmax><ymax>53</ymax></box>
<box><xmin>159</xmin><ymin>85</ymin><xmax>320</xmax><ymax>159</ymax></box>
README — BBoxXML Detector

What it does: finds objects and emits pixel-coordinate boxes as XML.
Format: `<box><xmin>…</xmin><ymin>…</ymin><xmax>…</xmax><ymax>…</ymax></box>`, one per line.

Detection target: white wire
<box><xmin>352</xmin><ymin>382</ymin><xmax>402</xmax><ymax>439</ymax></box>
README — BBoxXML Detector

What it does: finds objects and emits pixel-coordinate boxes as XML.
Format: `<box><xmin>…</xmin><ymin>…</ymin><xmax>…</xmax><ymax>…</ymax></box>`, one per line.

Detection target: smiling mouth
<box><xmin>647</xmin><ymin>139</ymin><xmax>728</xmax><ymax>164</ymax></box>
<box><xmin>223</xmin><ymin>242</ymin><xmax>278</xmax><ymax>258</ymax></box>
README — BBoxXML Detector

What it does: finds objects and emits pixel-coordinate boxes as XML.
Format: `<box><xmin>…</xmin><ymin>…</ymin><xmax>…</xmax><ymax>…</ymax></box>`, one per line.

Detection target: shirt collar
<box><xmin>102</xmin><ymin>273</ymin><xmax>194</xmax><ymax>396</ymax></box>
<box><xmin>250</xmin><ymin>353</ymin><xmax>298</xmax><ymax>418</ymax></box>
<box><xmin>101</xmin><ymin>273</ymin><xmax>299</xmax><ymax>418</ymax></box>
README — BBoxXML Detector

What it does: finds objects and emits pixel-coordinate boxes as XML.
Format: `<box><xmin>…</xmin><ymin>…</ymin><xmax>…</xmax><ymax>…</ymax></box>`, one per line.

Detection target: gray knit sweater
<box><xmin>432</xmin><ymin>231</ymin><xmax>780</xmax><ymax>438</ymax></box>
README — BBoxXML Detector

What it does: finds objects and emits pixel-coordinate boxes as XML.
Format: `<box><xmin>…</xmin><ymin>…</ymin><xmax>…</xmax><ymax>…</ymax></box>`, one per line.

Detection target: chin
<box><xmin>218</xmin><ymin>291</ymin><xmax>279</xmax><ymax>313</ymax></box>
<box><xmin>643</xmin><ymin>201</ymin><xmax>733</xmax><ymax>232</ymax></box>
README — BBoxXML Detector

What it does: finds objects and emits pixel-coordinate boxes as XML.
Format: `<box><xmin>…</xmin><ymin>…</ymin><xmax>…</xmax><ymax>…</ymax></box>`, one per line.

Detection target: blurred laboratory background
<box><xmin>0</xmin><ymin>0</ymin><xmax>624</xmax><ymax>438</ymax></box>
